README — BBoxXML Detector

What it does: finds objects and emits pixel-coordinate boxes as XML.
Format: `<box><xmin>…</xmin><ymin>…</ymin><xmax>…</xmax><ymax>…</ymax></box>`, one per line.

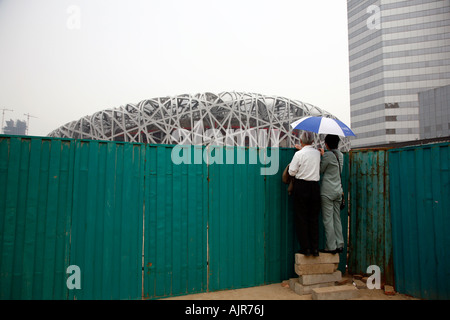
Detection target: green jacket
<box><xmin>320</xmin><ymin>149</ymin><xmax>343</xmax><ymax>199</ymax></box>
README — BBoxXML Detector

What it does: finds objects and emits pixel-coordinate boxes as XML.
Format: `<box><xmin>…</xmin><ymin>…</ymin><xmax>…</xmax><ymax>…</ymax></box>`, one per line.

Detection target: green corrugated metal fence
<box><xmin>264</xmin><ymin>148</ymin><xmax>296</xmax><ymax>285</ymax></box>
<box><xmin>207</xmin><ymin>147</ymin><xmax>266</xmax><ymax>292</ymax></box>
<box><xmin>143</xmin><ymin>145</ymin><xmax>208</xmax><ymax>299</ymax></box>
<box><xmin>348</xmin><ymin>142</ymin><xmax>450</xmax><ymax>300</ymax></box>
<box><xmin>348</xmin><ymin>149</ymin><xmax>394</xmax><ymax>285</ymax></box>
<box><xmin>7</xmin><ymin>136</ymin><xmax>348</xmax><ymax>299</ymax></box>
<box><xmin>69</xmin><ymin>140</ymin><xmax>145</xmax><ymax>299</ymax></box>
<box><xmin>0</xmin><ymin>137</ymin><xmax>74</xmax><ymax>299</ymax></box>
<box><xmin>389</xmin><ymin>142</ymin><xmax>450</xmax><ymax>300</ymax></box>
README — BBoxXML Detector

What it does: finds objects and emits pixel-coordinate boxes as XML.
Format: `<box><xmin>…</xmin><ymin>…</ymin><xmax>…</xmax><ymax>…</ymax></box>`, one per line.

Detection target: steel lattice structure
<box><xmin>48</xmin><ymin>92</ymin><xmax>351</xmax><ymax>151</ymax></box>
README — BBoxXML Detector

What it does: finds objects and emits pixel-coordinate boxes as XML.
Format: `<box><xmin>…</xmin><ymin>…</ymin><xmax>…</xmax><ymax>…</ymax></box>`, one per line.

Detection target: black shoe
<box><xmin>298</xmin><ymin>249</ymin><xmax>311</xmax><ymax>256</ymax></box>
<box><xmin>335</xmin><ymin>247</ymin><xmax>344</xmax><ymax>254</ymax></box>
<box><xmin>312</xmin><ymin>249</ymin><xmax>319</xmax><ymax>257</ymax></box>
<box><xmin>320</xmin><ymin>249</ymin><xmax>337</xmax><ymax>254</ymax></box>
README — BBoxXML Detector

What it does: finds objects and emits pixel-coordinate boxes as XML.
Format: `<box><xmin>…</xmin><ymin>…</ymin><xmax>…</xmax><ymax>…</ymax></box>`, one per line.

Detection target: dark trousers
<box><xmin>293</xmin><ymin>179</ymin><xmax>321</xmax><ymax>252</ymax></box>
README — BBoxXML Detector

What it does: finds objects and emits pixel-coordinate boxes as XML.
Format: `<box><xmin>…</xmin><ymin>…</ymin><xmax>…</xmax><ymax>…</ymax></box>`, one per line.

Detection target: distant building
<box><xmin>3</xmin><ymin>119</ymin><xmax>27</xmax><ymax>135</ymax></box>
<box><xmin>419</xmin><ymin>84</ymin><xmax>450</xmax><ymax>139</ymax></box>
<box><xmin>347</xmin><ymin>0</ymin><xmax>450</xmax><ymax>148</ymax></box>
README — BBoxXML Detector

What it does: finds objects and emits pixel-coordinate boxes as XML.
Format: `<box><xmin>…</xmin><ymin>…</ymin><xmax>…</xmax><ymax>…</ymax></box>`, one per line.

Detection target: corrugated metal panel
<box><xmin>69</xmin><ymin>141</ymin><xmax>145</xmax><ymax>299</ymax></box>
<box><xmin>143</xmin><ymin>145</ymin><xmax>207</xmax><ymax>299</ymax></box>
<box><xmin>69</xmin><ymin>140</ymin><xmax>144</xmax><ymax>300</ymax></box>
<box><xmin>348</xmin><ymin>149</ymin><xmax>394</xmax><ymax>285</ymax></box>
<box><xmin>0</xmin><ymin>136</ymin><xmax>73</xmax><ymax>299</ymax></box>
<box><xmin>264</xmin><ymin>148</ymin><xmax>296</xmax><ymax>284</ymax></box>
<box><xmin>208</xmin><ymin>146</ymin><xmax>266</xmax><ymax>292</ymax></box>
<box><xmin>389</xmin><ymin>142</ymin><xmax>450</xmax><ymax>299</ymax></box>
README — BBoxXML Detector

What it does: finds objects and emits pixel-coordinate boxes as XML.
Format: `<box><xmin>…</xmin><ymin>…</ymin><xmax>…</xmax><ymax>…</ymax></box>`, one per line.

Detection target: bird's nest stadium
<box><xmin>48</xmin><ymin>92</ymin><xmax>351</xmax><ymax>151</ymax></box>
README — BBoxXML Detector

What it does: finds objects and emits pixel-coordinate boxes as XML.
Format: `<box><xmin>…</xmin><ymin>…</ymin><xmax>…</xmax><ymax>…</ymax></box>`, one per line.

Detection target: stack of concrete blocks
<box><xmin>289</xmin><ymin>253</ymin><xmax>359</xmax><ymax>300</ymax></box>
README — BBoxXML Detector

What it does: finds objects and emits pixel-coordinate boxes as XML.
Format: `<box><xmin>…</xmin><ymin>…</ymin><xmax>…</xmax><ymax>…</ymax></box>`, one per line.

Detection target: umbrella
<box><xmin>290</xmin><ymin>116</ymin><xmax>356</xmax><ymax>137</ymax></box>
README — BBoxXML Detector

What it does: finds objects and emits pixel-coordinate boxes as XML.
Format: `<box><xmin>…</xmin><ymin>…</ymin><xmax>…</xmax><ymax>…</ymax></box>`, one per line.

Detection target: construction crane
<box><xmin>24</xmin><ymin>113</ymin><xmax>38</xmax><ymax>135</ymax></box>
<box><xmin>1</xmin><ymin>108</ymin><xmax>14</xmax><ymax>134</ymax></box>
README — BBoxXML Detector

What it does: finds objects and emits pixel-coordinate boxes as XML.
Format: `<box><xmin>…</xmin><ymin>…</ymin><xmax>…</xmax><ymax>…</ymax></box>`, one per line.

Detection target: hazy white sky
<box><xmin>0</xmin><ymin>0</ymin><xmax>351</xmax><ymax>137</ymax></box>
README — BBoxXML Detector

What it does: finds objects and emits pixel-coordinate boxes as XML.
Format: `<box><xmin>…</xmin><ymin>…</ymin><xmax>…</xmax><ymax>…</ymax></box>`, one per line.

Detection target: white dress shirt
<box><xmin>288</xmin><ymin>145</ymin><xmax>321</xmax><ymax>181</ymax></box>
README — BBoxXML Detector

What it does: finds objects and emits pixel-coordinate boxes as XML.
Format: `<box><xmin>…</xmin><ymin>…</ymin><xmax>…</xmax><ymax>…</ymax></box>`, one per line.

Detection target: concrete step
<box><xmin>294</xmin><ymin>263</ymin><xmax>338</xmax><ymax>275</ymax></box>
<box><xmin>294</xmin><ymin>281</ymin><xmax>335</xmax><ymax>295</ymax></box>
<box><xmin>312</xmin><ymin>285</ymin><xmax>360</xmax><ymax>300</ymax></box>
<box><xmin>299</xmin><ymin>271</ymin><xmax>342</xmax><ymax>286</ymax></box>
<box><xmin>295</xmin><ymin>252</ymin><xmax>339</xmax><ymax>265</ymax></box>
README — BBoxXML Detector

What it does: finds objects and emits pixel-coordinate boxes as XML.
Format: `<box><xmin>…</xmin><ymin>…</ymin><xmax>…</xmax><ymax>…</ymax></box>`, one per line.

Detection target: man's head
<box><xmin>300</xmin><ymin>131</ymin><xmax>315</xmax><ymax>146</ymax></box>
<box><xmin>325</xmin><ymin>134</ymin><xmax>340</xmax><ymax>150</ymax></box>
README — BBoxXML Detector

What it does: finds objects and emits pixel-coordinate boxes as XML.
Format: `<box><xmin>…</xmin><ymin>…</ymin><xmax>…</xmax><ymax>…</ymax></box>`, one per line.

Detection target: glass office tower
<box><xmin>347</xmin><ymin>0</ymin><xmax>450</xmax><ymax>147</ymax></box>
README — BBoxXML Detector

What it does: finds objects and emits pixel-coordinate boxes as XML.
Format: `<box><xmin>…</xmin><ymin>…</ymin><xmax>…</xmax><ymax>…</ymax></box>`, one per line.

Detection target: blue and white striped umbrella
<box><xmin>290</xmin><ymin>116</ymin><xmax>356</xmax><ymax>137</ymax></box>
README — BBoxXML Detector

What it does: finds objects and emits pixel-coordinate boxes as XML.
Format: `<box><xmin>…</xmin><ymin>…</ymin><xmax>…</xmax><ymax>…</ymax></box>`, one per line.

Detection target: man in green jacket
<box><xmin>319</xmin><ymin>134</ymin><xmax>344</xmax><ymax>254</ymax></box>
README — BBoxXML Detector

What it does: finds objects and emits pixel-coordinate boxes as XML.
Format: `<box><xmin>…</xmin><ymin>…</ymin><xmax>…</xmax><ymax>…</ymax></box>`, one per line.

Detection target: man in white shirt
<box><xmin>289</xmin><ymin>131</ymin><xmax>321</xmax><ymax>256</ymax></box>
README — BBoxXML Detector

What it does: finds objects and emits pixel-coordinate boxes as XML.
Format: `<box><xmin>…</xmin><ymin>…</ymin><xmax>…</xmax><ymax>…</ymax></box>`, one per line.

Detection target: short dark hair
<box><xmin>325</xmin><ymin>134</ymin><xmax>340</xmax><ymax>149</ymax></box>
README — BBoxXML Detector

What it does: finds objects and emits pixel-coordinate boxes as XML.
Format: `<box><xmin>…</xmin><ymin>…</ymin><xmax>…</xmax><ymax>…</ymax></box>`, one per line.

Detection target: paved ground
<box><xmin>162</xmin><ymin>274</ymin><xmax>419</xmax><ymax>300</ymax></box>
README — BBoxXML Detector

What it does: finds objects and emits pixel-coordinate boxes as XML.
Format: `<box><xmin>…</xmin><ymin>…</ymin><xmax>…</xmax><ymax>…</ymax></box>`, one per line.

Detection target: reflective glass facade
<box><xmin>348</xmin><ymin>0</ymin><xmax>450</xmax><ymax>147</ymax></box>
